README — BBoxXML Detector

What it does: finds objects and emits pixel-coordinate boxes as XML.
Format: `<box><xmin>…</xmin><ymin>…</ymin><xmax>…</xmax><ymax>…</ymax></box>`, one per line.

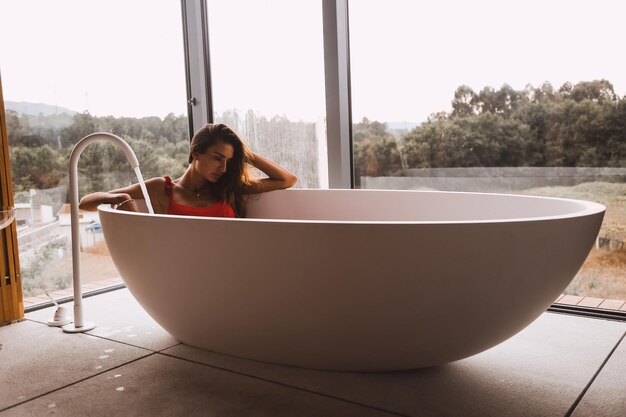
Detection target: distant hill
<box><xmin>5</xmin><ymin>101</ymin><xmax>78</xmax><ymax>116</ymax></box>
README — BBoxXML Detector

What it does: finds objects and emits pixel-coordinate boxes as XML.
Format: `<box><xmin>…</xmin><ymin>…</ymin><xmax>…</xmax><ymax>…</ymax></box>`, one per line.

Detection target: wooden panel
<box><xmin>0</xmin><ymin>71</ymin><xmax>24</xmax><ymax>325</ymax></box>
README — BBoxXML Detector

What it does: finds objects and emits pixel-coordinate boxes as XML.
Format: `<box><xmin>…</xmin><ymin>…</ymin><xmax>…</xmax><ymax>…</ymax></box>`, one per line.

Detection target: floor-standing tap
<box><xmin>64</xmin><ymin>132</ymin><xmax>152</xmax><ymax>333</ymax></box>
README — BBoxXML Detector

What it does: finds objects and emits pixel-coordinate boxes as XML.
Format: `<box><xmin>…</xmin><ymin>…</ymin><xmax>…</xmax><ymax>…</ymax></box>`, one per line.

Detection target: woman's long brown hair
<box><xmin>189</xmin><ymin>124</ymin><xmax>256</xmax><ymax>217</ymax></box>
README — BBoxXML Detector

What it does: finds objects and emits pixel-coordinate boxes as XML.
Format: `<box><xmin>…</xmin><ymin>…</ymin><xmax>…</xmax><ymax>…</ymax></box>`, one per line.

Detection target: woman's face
<box><xmin>194</xmin><ymin>140</ymin><xmax>235</xmax><ymax>183</ymax></box>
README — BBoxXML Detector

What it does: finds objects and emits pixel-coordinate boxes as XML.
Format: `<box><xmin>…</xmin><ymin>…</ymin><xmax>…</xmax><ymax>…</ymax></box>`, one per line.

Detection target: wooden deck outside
<box><xmin>555</xmin><ymin>294</ymin><xmax>626</xmax><ymax>311</ymax></box>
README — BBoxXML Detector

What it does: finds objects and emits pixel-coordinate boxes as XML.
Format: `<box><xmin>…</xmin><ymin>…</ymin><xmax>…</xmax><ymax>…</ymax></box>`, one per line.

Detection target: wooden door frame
<box><xmin>0</xmin><ymin>71</ymin><xmax>24</xmax><ymax>325</ymax></box>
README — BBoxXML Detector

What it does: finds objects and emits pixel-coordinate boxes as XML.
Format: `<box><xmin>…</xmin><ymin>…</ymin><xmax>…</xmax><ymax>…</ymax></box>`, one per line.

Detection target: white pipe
<box><xmin>64</xmin><ymin>132</ymin><xmax>142</xmax><ymax>333</ymax></box>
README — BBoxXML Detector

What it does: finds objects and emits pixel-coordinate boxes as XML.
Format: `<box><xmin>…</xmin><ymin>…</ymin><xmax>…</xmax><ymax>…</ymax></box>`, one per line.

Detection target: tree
<box><xmin>451</xmin><ymin>86</ymin><xmax>476</xmax><ymax>118</ymax></box>
<box><xmin>570</xmin><ymin>80</ymin><xmax>617</xmax><ymax>103</ymax></box>
<box><xmin>31</xmin><ymin>145</ymin><xmax>64</xmax><ymax>188</ymax></box>
<box><xmin>9</xmin><ymin>145</ymin><xmax>64</xmax><ymax>190</ymax></box>
<box><xmin>352</xmin><ymin>118</ymin><xmax>403</xmax><ymax>185</ymax></box>
<box><xmin>404</xmin><ymin>80</ymin><xmax>625</xmax><ymax>169</ymax></box>
<box><xmin>5</xmin><ymin>110</ymin><xmax>31</xmax><ymax>145</ymax></box>
<box><xmin>61</xmin><ymin>112</ymin><xmax>96</xmax><ymax>147</ymax></box>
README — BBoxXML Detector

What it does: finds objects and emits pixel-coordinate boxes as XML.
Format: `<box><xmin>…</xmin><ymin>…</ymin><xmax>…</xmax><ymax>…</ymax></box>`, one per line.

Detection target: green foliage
<box><xmin>354</xmin><ymin>79</ymin><xmax>624</xmax><ymax>180</ymax></box>
<box><xmin>7</xmin><ymin>78</ymin><xmax>624</xmax><ymax>195</ymax></box>
<box><xmin>7</xmin><ymin>111</ymin><xmax>191</xmax><ymax>196</ymax></box>
<box><xmin>352</xmin><ymin>118</ymin><xmax>403</xmax><ymax>186</ymax></box>
<box><xmin>9</xmin><ymin>145</ymin><xmax>65</xmax><ymax>191</ymax></box>
<box><xmin>7</xmin><ymin>107</ymin><xmax>322</xmax><ymax>196</ymax></box>
<box><xmin>20</xmin><ymin>240</ymin><xmax>67</xmax><ymax>297</ymax></box>
<box><xmin>403</xmin><ymin>80</ymin><xmax>626</xmax><ymax>169</ymax></box>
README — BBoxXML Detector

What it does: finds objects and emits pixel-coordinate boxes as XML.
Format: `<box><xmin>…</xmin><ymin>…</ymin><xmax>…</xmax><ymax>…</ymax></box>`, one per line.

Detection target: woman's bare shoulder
<box><xmin>143</xmin><ymin>177</ymin><xmax>169</xmax><ymax>213</ymax></box>
<box><xmin>141</xmin><ymin>176</ymin><xmax>168</xmax><ymax>197</ymax></box>
<box><xmin>145</xmin><ymin>176</ymin><xmax>167</xmax><ymax>186</ymax></box>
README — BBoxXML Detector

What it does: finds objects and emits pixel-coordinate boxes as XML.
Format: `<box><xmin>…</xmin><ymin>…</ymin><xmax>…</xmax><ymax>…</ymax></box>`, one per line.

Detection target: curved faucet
<box><xmin>64</xmin><ymin>132</ymin><xmax>148</xmax><ymax>333</ymax></box>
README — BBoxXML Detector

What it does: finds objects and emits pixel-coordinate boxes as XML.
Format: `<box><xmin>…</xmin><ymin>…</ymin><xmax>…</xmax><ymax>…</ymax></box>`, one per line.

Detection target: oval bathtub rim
<box><xmin>97</xmin><ymin>189</ymin><xmax>606</xmax><ymax>226</ymax></box>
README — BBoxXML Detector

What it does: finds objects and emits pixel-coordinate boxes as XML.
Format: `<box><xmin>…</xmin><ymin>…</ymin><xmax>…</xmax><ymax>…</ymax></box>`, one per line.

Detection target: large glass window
<box><xmin>206</xmin><ymin>0</ymin><xmax>326</xmax><ymax>188</ymax></box>
<box><xmin>349</xmin><ymin>0</ymin><xmax>626</xmax><ymax>305</ymax></box>
<box><xmin>0</xmin><ymin>0</ymin><xmax>188</xmax><ymax>305</ymax></box>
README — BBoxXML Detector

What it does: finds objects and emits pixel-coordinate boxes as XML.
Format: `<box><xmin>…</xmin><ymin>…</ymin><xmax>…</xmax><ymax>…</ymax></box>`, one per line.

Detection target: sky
<box><xmin>0</xmin><ymin>0</ymin><xmax>188</xmax><ymax>118</ymax></box>
<box><xmin>349</xmin><ymin>0</ymin><xmax>626</xmax><ymax>122</ymax></box>
<box><xmin>1</xmin><ymin>0</ymin><xmax>625</xmax><ymax>123</ymax></box>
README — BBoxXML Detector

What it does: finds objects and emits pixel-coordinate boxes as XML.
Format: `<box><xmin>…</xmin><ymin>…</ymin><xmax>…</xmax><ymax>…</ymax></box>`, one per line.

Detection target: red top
<box><xmin>164</xmin><ymin>176</ymin><xmax>235</xmax><ymax>218</ymax></box>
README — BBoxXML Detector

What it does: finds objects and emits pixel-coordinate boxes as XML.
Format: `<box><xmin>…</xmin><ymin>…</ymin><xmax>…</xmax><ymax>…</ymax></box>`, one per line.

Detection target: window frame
<box><xmin>182</xmin><ymin>0</ymin><xmax>625</xmax><ymax>320</ymax></box>
<box><xmin>9</xmin><ymin>1</ymin><xmax>622</xmax><ymax>320</ymax></box>
<box><xmin>182</xmin><ymin>0</ymin><xmax>354</xmax><ymax>188</ymax></box>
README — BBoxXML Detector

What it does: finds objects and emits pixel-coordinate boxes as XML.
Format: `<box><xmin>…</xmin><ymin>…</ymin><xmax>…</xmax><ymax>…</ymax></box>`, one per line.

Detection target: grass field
<box><xmin>521</xmin><ymin>182</ymin><xmax>626</xmax><ymax>300</ymax></box>
<box><xmin>21</xmin><ymin>240</ymin><xmax>120</xmax><ymax>297</ymax></box>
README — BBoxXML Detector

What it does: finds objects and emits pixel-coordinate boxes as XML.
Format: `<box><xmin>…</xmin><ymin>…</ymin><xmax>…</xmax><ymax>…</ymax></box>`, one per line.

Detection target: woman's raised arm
<box><xmin>244</xmin><ymin>152</ymin><xmax>297</xmax><ymax>194</ymax></box>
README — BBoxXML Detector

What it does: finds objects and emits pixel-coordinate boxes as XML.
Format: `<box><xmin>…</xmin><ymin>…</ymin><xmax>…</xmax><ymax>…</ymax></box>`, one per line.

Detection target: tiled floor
<box><xmin>1</xmin><ymin>288</ymin><xmax>625</xmax><ymax>417</ymax></box>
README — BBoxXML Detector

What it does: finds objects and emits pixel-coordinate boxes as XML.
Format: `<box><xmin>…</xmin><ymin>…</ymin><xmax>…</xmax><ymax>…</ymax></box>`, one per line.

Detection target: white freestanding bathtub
<box><xmin>98</xmin><ymin>189</ymin><xmax>604</xmax><ymax>371</ymax></box>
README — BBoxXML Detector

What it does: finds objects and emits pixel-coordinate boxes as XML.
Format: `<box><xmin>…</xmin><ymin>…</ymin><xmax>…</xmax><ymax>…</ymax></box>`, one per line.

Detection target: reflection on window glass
<box><xmin>350</xmin><ymin>0</ymin><xmax>626</xmax><ymax>303</ymax></box>
<box><xmin>207</xmin><ymin>0</ymin><xmax>326</xmax><ymax>188</ymax></box>
<box><xmin>0</xmin><ymin>0</ymin><xmax>188</xmax><ymax>302</ymax></box>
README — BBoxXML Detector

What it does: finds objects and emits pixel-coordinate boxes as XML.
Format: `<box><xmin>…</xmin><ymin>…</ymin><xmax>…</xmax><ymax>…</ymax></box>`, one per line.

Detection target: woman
<box><xmin>79</xmin><ymin>123</ymin><xmax>297</xmax><ymax>217</ymax></box>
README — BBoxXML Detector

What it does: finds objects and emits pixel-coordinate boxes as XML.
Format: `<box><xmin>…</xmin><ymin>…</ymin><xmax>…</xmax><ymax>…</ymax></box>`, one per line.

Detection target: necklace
<box><xmin>176</xmin><ymin>181</ymin><xmax>203</xmax><ymax>198</ymax></box>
